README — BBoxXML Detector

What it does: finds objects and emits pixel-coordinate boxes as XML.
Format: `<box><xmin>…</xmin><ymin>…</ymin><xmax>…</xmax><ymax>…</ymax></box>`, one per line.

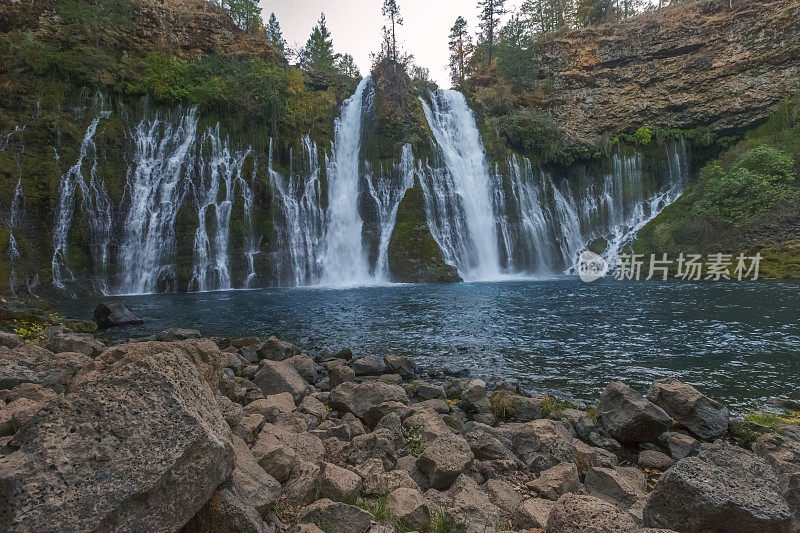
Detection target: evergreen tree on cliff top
<box><xmin>266</xmin><ymin>13</ymin><xmax>287</xmax><ymax>56</ymax></box>
<box><xmin>477</xmin><ymin>0</ymin><xmax>507</xmax><ymax>63</ymax></box>
<box><xmin>301</xmin><ymin>13</ymin><xmax>340</xmax><ymax>73</ymax></box>
<box><xmin>448</xmin><ymin>16</ymin><xmax>472</xmax><ymax>87</ymax></box>
<box><xmin>382</xmin><ymin>0</ymin><xmax>404</xmax><ymax>62</ymax></box>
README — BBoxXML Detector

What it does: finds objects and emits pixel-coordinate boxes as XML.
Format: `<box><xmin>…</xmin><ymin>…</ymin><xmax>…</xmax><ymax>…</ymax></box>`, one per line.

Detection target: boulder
<box><xmin>384</xmin><ymin>354</ymin><xmax>415</xmax><ymax>378</ymax></box>
<box><xmin>351</xmin><ymin>356</ymin><xmax>386</xmax><ymax>376</ymax></box>
<box><xmin>257</xmin><ymin>336</ymin><xmax>300</xmax><ymax>361</ymax></box>
<box><xmin>584</xmin><ymin>466</ymin><xmax>647</xmax><ymax>511</ymax></box>
<box><xmin>299</xmin><ymin>395</ymin><xmax>329</xmax><ymax>419</ymax></box>
<box><xmin>425</xmin><ymin>474</ymin><xmax>503</xmax><ymax>527</ymax></box>
<box><xmin>0</xmin><ymin>341</ymin><xmax>234</xmax><ymax>532</ymax></box>
<box><xmin>516</xmin><ymin>497</ymin><xmax>555</xmax><ymax>529</ymax></box>
<box><xmin>245</xmin><ymin>392</ymin><xmax>296</xmax><ymax>422</ymax></box>
<box><xmin>362</xmin><ymin>468</ymin><xmax>419</xmax><ymax>496</ymax></box>
<box><xmin>387</xmin><ymin>487</ymin><xmax>430</xmax><ymax>529</ymax></box>
<box><xmin>285</xmin><ymin>460</ymin><xmax>322</xmax><ymax>502</ymax></box>
<box><xmin>157</xmin><ymin>328</ymin><xmax>201</xmax><ymax>341</ymax></box>
<box><xmin>597</xmin><ymin>382</ymin><xmax>671</xmax><ymax>444</ymax></box>
<box><xmin>328</xmin><ymin>381</ymin><xmax>409</xmax><ymax>421</ymax></box>
<box><xmin>754</xmin><ymin>432</ymin><xmax>800</xmax><ymax>526</ymax></box>
<box><xmin>547</xmin><ymin>494</ymin><xmax>642</xmax><ymax>532</ymax></box>
<box><xmin>93</xmin><ymin>302</ymin><xmax>143</xmax><ymax>328</ymax></box>
<box><xmin>254</xmin><ymin>360</ymin><xmax>309</xmax><ymax>402</ymax></box>
<box><xmin>257</xmin><ymin>443</ymin><xmax>297</xmax><ymax>483</ymax></box>
<box><xmin>183</xmin><ymin>485</ymin><xmax>269</xmax><ymax>533</ymax></box>
<box><xmin>286</xmin><ymin>354</ymin><xmax>320</xmax><ymax>384</ymax></box>
<box><xmin>459</xmin><ymin>379</ymin><xmax>488</xmax><ymax>412</ymax></box>
<box><xmin>319</xmin><ymin>462</ymin><xmax>362</xmax><ymax>502</ymax></box>
<box><xmin>253</xmin><ymin>422</ymin><xmax>324</xmax><ymax>466</ymax></box>
<box><xmin>660</xmin><ymin>431</ymin><xmax>701</xmax><ymax>460</ymax></box>
<box><xmin>483</xmin><ymin>479</ymin><xmax>522</xmax><ymax>514</ymax></box>
<box><xmin>41</xmin><ymin>329</ymin><xmax>104</xmax><ymax>357</ymax></box>
<box><xmin>647</xmin><ymin>378</ymin><xmax>729</xmax><ymax>440</ymax></box>
<box><xmin>297</xmin><ymin>499</ymin><xmax>373</xmax><ymax>533</ymax></box>
<box><xmin>0</xmin><ymin>331</ymin><xmax>22</xmax><ymax>349</ymax></box>
<box><xmin>0</xmin><ymin>345</ymin><xmax>90</xmax><ymax>393</ymax></box>
<box><xmin>637</xmin><ymin>449</ymin><xmax>675</xmax><ymax>470</ymax></box>
<box><xmin>643</xmin><ymin>444</ymin><xmax>793</xmax><ymax>532</ymax></box>
<box><xmin>414</xmin><ymin>381</ymin><xmax>446</xmax><ymax>400</ymax></box>
<box><xmin>416</xmin><ymin>432</ymin><xmax>474</xmax><ymax>490</ymax></box>
<box><xmin>231</xmin><ymin>436</ymin><xmax>281</xmax><ymax>515</ymax></box>
<box><xmin>327</xmin><ymin>361</ymin><xmax>356</xmax><ymax>388</ymax></box>
<box><xmin>526</xmin><ymin>462</ymin><xmax>581</xmax><ymax>500</ymax></box>
<box><xmin>495</xmin><ymin>419</ymin><xmax>578</xmax><ymax>473</ymax></box>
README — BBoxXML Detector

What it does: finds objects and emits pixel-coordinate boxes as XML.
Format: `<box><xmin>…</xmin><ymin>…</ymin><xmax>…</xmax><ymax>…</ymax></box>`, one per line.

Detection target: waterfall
<box><xmin>52</xmin><ymin>115</ymin><xmax>112</xmax><ymax>290</ymax></box>
<box><xmin>320</xmin><ymin>76</ymin><xmax>373</xmax><ymax>286</ymax></box>
<box><xmin>7</xmin><ymin>176</ymin><xmax>23</xmax><ymax>261</ymax></box>
<box><xmin>189</xmin><ymin>126</ymin><xmax>252</xmax><ymax>292</ymax></box>
<box><xmin>366</xmin><ymin>143</ymin><xmax>416</xmax><ymax>278</ymax></box>
<box><xmin>419</xmin><ymin>91</ymin><xmax>501</xmax><ymax>281</ymax></box>
<box><xmin>271</xmin><ymin>135</ymin><xmax>327</xmax><ymax>286</ymax></box>
<box><xmin>117</xmin><ymin>109</ymin><xmax>198</xmax><ymax>295</ymax></box>
<box><xmin>241</xmin><ymin>160</ymin><xmax>259</xmax><ymax>288</ymax></box>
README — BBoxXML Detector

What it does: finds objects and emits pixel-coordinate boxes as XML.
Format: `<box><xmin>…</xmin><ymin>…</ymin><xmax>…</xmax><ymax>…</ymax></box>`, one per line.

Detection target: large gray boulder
<box><xmin>93</xmin><ymin>302</ymin><xmax>143</xmax><ymax>328</ymax></box>
<box><xmin>182</xmin><ymin>485</ymin><xmax>269</xmax><ymax>533</ymax></box>
<box><xmin>231</xmin><ymin>436</ymin><xmax>281</xmax><ymax>515</ymax></box>
<box><xmin>328</xmin><ymin>381</ymin><xmax>409</xmax><ymax>421</ymax></box>
<box><xmin>254</xmin><ymin>360</ymin><xmax>309</xmax><ymax>402</ymax></box>
<box><xmin>41</xmin><ymin>328</ymin><xmax>104</xmax><ymax>357</ymax></box>
<box><xmin>647</xmin><ymin>378</ymin><xmax>729</xmax><ymax>440</ymax></box>
<box><xmin>643</xmin><ymin>444</ymin><xmax>793</xmax><ymax>532</ymax></box>
<box><xmin>257</xmin><ymin>336</ymin><xmax>300</xmax><ymax>361</ymax></box>
<box><xmin>297</xmin><ymin>499</ymin><xmax>373</xmax><ymax>533</ymax></box>
<box><xmin>0</xmin><ymin>344</ymin><xmax>90</xmax><ymax>392</ymax></box>
<box><xmin>755</xmin><ymin>432</ymin><xmax>800</xmax><ymax>526</ymax></box>
<box><xmin>0</xmin><ymin>340</ymin><xmax>234</xmax><ymax>532</ymax></box>
<box><xmin>547</xmin><ymin>493</ymin><xmax>642</xmax><ymax>532</ymax></box>
<box><xmin>416</xmin><ymin>432</ymin><xmax>474</xmax><ymax>490</ymax></box>
<box><xmin>597</xmin><ymin>382</ymin><xmax>671</xmax><ymax>444</ymax></box>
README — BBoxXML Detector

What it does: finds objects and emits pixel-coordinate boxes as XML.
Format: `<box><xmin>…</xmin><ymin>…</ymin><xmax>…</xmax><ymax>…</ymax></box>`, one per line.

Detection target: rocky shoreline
<box><xmin>0</xmin><ymin>305</ymin><xmax>798</xmax><ymax>532</ymax></box>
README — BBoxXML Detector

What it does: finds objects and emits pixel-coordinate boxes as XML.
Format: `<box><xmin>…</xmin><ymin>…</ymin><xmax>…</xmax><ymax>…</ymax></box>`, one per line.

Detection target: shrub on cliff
<box><xmin>497</xmin><ymin>107</ymin><xmax>563</xmax><ymax>161</ymax></box>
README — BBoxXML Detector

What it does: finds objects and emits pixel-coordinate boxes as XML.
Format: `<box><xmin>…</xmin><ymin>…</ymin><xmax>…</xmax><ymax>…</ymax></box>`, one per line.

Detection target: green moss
<box><xmin>387</xmin><ymin>182</ymin><xmax>461</xmax><ymax>283</ymax></box>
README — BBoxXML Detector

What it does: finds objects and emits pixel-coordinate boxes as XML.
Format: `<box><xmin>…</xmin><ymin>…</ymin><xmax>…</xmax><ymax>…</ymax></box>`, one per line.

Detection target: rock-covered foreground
<box><xmin>0</xmin><ymin>325</ymin><xmax>798</xmax><ymax>532</ymax></box>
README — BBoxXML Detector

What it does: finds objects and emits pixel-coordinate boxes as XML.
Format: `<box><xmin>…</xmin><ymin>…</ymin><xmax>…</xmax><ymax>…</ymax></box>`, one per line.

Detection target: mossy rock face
<box><xmin>387</xmin><ymin>182</ymin><xmax>461</xmax><ymax>283</ymax></box>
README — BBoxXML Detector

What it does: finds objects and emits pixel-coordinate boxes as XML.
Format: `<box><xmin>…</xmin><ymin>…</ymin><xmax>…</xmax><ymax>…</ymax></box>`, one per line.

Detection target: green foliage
<box><xmin>355</xmin><ymin>494</ymin><xmax>392</xmax><ymax>522</ymax></box>
<box><xmin>495</xmin><ymin>15</ymin><xmax>539</xmax><ymax>88</ymax></box>
<box><xmin>402</xmin><ymin>426</ymin><xmax>425</xmax><ymax>457</ymax></box>
<box><xmin>300</xmin><ymin>13</ymin><xmax>340</xmax><ymax>74</ymax></box>
<box><xmin>731</xmin><ymin>411</ymin><xmax>800</xmax><ymax>448</ymax></box>
<box><xmin>541</xmin><ymin>396</ymin><xmax>579</xmax><ymax>418</ymax></box>
<box><xmin>225</xmin><ymin>0</ymin><xmax>262</xmax><ymax>34</ymax></box>
<box><xmin>497</xmin><ymin>107</ymin><xmax>563</xmax><ymax>160</ymax></box>
<box><xmin>429</xmin><ymin>508</ymin><xmax>456</xmax><ymax>533</ymax></box>
<box><xmin>633</xmin><ymin>127</ymin><xmax>653</xmax><ymax>146</ymax></box>
<box><xmin>265</xmin><ymin>13</ymin><xmax>287</xmax><ymax>56</ymax></box>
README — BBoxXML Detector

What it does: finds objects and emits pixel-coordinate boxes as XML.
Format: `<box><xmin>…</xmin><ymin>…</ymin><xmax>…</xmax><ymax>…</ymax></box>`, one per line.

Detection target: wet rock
<box><xmin>0</xmin><ymin>341</ymin><xmax>234</xmax><ymax>532</ymax></box>
<box><xmin>328</xmin><ymin>381</ymin><xmax>409</xmax><ymax>421</ymax></box>
<box><xmin>319</xmin><ymin>462</ymin><xmax>362</xmax><ymax>502</ymax></box>
<box><xmin>643</xmin><ymin>444</ymin><xmax>793</xmax><ymax>532</ymax></box>
<box><xmin>597</xmin><ymin>382</ymin><xmax>671</xmax><ymax>444</ymax></box>
<box><xmin>515</xmin><ymin>497</ymin><xmax>555</xmax><ymax>529</ymax></box>
<box><xmin>351</xmin><ymin>355</ymin><xmax>386</xmax><ymax>376</ymax></box>
<box><xmin>647</xmin><ymin>378</ymin><xmax>729</xmax><ymax>440</ymax></box>
<box><xmin>297</xmin><ymin>499</ymin><xmax>373</xmax><ymax>533</ymax></box>
<box><xmin>333</xmin><ymin>347</ymin><xmax>353</xmax><ymax>360</ymax></box>
<box><xmin>230</xmin><ymin>337</ymin><xmax>261</xmax><ymax>348</ymax></box>
<box><xmin>547</xmin><ymin>494</ymin><xmax>641</xmax><ymax>532</ymax></box>
<box><xmin>388</xmin><ymin>487</ymin><xmax>430</xmax><ymax>529</ymax></box>
<box><xmin>93</xmin><ymin>302</ymin><xmax>143</xmax><ymax>328</ymax></box>
<box><xmin>384</xmin><ymin>354</ymin><xmax>415</xmax><ymax>378</ymax></box>
<box><xmin>526</xmin><ymin>462</ymin><xmax>581</xmax><ymax>500</ymax></box>
<box><xmin>257</xmin><ymin>336</ymin><xmax>301</xmax><ymax>361</ymax></box>
<box><xmin>254</xmin><ymin>360</ymin><xmax>309</xmax><ymax>402</ymax></box>
<box><xmin>416</xmin><ymin>432</ymin><xmax>474</xmax><ymax>490</ymax></box>
<box><xmin>637</xmin><ymin>449</ymin><xmax>675</xmax><ymax>470</ymax></box>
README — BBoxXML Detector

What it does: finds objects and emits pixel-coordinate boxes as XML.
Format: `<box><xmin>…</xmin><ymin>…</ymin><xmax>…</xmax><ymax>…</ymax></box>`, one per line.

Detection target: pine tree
<box><xmin>477</xmin><ymin>0</ymin><xmax>507</xmax><ymax>64</ymax></box>
<box><xmin>382</xmin><ymin>0</ymin><xmax>403</xmax><ymax>62</ymax></box>
<box><xmin>266</xmin><ymin>13</ymin><xmax>287</xmax><ymax>56</ymax></box>
<box><xmin>225</xmin><ymin>0</ymin><xmax>262</xmax><ymax>34</ymax></box>
<box><xmin>336</xmin><ymin>53</ymin><xmax>360</xmax><ymax>78</ymax></box>
<box><xmin>448</xmin><ymin>16</ymin><xmax>471</xmax><ymax>86</ymax></box>
<box><xmin>301</xmin><ymin>13</ymin><xmax>340</xmax><ymax>73</ymax></box>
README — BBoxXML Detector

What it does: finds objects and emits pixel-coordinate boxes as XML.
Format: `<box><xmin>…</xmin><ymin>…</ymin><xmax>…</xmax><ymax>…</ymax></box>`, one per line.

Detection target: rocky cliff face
<box><xmin>535</xmin><ymin>0</ymin><xmax>800</xmax><ymax>145</ymax></box>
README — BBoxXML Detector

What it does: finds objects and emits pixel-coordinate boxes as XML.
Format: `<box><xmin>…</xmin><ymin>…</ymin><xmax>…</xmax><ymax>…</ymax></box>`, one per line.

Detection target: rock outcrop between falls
<box><xmin>0</xmin><ymin>322</ymin><xmax>798</xmax><ymax>532</ymax></box>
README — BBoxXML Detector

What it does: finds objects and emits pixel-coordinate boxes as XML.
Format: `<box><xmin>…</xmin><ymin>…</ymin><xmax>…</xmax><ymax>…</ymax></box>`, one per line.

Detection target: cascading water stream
<box><xmin>366</xmin><ymin>144</ymin><xmax>416</xmax><ymax>279</ymax></box>
<box><xmin>189</xmin><ymin>126</ymin><xmax>252</xmax><ymax>292</ymax></box>
<box><xmin>320</xmin><ymin>76</ymin><xmax>373</xmax><ymax>286</ymax></box>
<box><xmin>117</xmin><ymin>109</ymin><xmax>198</xmax><ymax>295</ymax></box>
<box><xmin>271</xmin><ymin>135</ymin><xmax>327</xmax><ymax>286</ymax></box>
<box><xmin>419</xmin><ymin>91</ymin><xmax>501</xmax><ymax>281</ymax></box>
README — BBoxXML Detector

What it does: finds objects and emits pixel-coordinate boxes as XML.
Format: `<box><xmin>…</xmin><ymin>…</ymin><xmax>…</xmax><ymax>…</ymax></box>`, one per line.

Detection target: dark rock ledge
<box><xmin>0</xmin><ymin>325</ymin><xmax>797</xmax><ymax>533</ymax></box>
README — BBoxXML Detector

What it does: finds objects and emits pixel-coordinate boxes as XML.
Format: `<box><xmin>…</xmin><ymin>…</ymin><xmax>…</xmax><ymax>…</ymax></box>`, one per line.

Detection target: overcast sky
<box><xmin>259</xmin><ymin>0</ymin><xmax>525</xmax><ymax>88</ymax></box>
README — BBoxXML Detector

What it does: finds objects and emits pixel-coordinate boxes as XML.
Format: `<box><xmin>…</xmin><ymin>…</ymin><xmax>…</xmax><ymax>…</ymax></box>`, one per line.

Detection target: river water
<box><xmin>59</xmin><ymin>278</ymin><xmax>800</xmax><ymax>412</ymax></box>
